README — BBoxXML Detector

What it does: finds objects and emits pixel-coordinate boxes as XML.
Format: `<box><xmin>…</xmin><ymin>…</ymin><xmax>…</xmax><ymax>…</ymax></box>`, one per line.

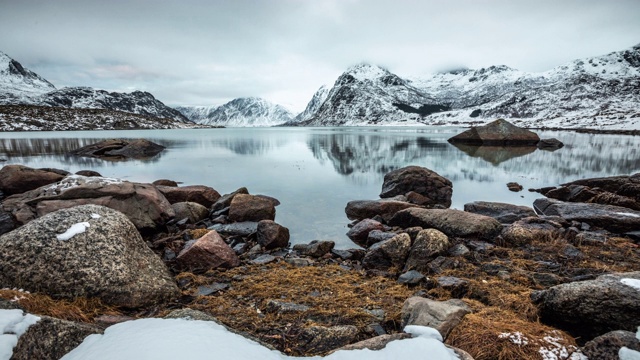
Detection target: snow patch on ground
<box><xmin>90</xmin><ymin>213</ymin><xmax>101</xmax><ymax>219</ymax></box>
<box><xmin>61</xmin><ymin>319</ymin><xmax>459</xmax><ymax>360</ymax></box>
<box><xmin>0</xmin><ymin>309</ymin><xmax>40</xmax><ymax>360</ymax></box>
<box><xmin>621</xmin><ymin>279</ymin><xmax>640</xmax><ymax>291</ymax></box>
<box><xmin>499</xmin><ymin>332</ymin><xmax>529</xmax><ymax>345</ymax></box>
<box><xmin>56</xmin><ymin>222</ymin><xmax>90</xmax><ymax>241</ymax></box>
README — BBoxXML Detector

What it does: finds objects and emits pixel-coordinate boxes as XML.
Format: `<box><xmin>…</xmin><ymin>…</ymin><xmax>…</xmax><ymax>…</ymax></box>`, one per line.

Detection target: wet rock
<box><xmin>404</xmin><ymin>228</ymin><xmax>450</xmax><ymax>272</ymax></box>
<box><xmin>176</xmin><ymin>230</ymin><xmax>240</xmax><ymax>271</ymax></box>
<box><xmin>534</xmin><ymin>271</ymin><xmax>640</xmax><ymax>339</ymax></box>
<box><xmin>228</xmin><ymin>194</ymin><xmax>276</xmax><ymax>222</ymax></box>
<box><xmin>1</xmin><ymin>175</ymin><xmax>175</xmax><ymax>231</ymax></box>
<box><xmin>500</xmin><ymin>217</ymin><xmax>563</xmax><ymax>247</ymax></box>
<box><xmin>197</xmin><ymin>282</ymin><xmax>230</xmax><ymax>296</ymax></box>
<box><xmin>256</xmin><ymin>220</ymin><xmax>290</xmax><ymax>250</ymax></box>
<box><xmin>582</xmin><ymin>330</ymin><xmax>640</xmax><ymax>360</ymax></box>
<box><xmin>507</xmin><ymin>182</ymin><xmax>523</xmax><ymax>192</ymax></box>
<box><xmin>345</xmin><ymin>199</ymin><xmax>420</xmax><ymax>222</ymax></box>
<box><xmin>298</xmin><ymin>325</ymin><xmax>359</xmax><ymax>354</ymax></box>
<box><xmin>533</xmin><ymin>198</ymin><xmax>640</xmax><ymax>233</ymax></box>
<box><xmin>11</xmin><ymin>315</ymin><xmax>102</xmax><ymax>360</ymax></box>
<box><xmin>366</xmin><ymin>230</ymin><xmax>397</xmax><ymax>247</ymax></box>
<box><xmin>152</xmin><ymin>179</ymin><xmax>178</xmax><ymax>187</ymax></box>
<box><xmin>212</xmin><ymin>187</ymin><xmax>249</xmax><ymax>211</ymax></box>
<box><xmin>209</xmin><ymin>221</ymin><xmax>258</xmax><ymax>237</ymax></box>
<box><xmin>337</xmin><ymin>333</ymin><xmax>412</xmax><ymax>351</ymax></box>
<box><xmin>293</xmin><ymin>240</ymin><xmax>335</xmax><ymax>258</ymax></box>
<box><xmin>0</xmin><ymin>205</ymin><xmax>179</xmax><ymax>307</ymax></box>
<box><xmin>0</xmin><ymin>164</ymin><xmax>65</xmax><ymax>196</ymax></box>
<box><xmin>379</xmin><ymin>166</ymin><xmax>453</xmax><ymax>208</ymax></box>
<box><xmin>264</xmin><ymin>300</ymin><xmax>310</xmax><ymax>314</ymax></box>
<box><xmin>346</xmin><ymin>219</ymin><xmax>385</xmax><ymax>247</ymax></box>
<box><xmin>156</xmin><ymin>184</ymin><xmax>221</xmax><ymax>208</ymax></box>
<box><xmin>171</xmin><ymin>201</ymin><xmax>209</xmax><ymax>224</ymax></box>
<box><xmin>398</xmin><ymin>270</ymin><xmax>426</xmax><ymax>285</ymax></box>
<box><xmin>389</xmin><ymin>208</ymin><xmax>503</xmax><ymax>240</ymax></box>
<box><xmin>464</xmin><ymin>201</ymin><xmax>537</xmax><ymax>224</ymax></box>
<box><xmin>69</xmin><ymin>138</ymin><xmax>165</xmax><ymax>160</ymax></box>
<box><xmin>362</xmin><ymin>233</ymin><xmax>411</xmax><ymax>271</ymax></box>
<box><xmin>447</xmin><ymin>118</ymin><xmax>540</xmax><ymax>146</ymax></box>
<box><xmin>537</xmin><ymin>138</ymin><xmax>564</xmax><ymax>150</ymax></box>
<box><xmin>401</xmin><ymin>297</ymin><xmax>471</xmax><ymax>340</ymax></box>
<box><xmin>75</xmin><ymin>170</ymin><xmax>102</xmax><ymax>177</ymax></box>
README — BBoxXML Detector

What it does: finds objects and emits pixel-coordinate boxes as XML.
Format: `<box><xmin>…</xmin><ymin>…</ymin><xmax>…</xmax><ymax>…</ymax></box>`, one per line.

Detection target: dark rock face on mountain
<box><xmin>176</xmin><ymin>97</ymin><xmax>293</xmax><ymax>127</ymax></box>
<box><xmin>448</xmin><ymin>119</ymin><xmax>540</xmax><ymax>145</ymax></box>
<box><xmin>0</xmin><ymin>51</ymin><xmax>189</xmax><ymax>124</ymax></box>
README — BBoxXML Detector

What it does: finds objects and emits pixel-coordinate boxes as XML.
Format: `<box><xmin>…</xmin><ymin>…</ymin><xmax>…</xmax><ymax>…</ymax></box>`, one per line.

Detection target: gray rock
<box><xmin>197</xmin><ymin>282</ymin><xmax>230</xmax><ymax>296</ymax></box>
<box><xmin>464</xmin><ymin>201</ymin><xmax>537</xmax><ymax>224</ymax></box>
<box><xmin>448</xmin><ymin>243</ymin><xmax>470</xmax><ymax>257</ymax></box>
<box><xmin>250</xmin><ymin>254</ymin><xmax>278</xmax><ymax>265</ymax></box>
<box><xmin>337</xmin><ymin>333</ymin><xmax>412</xmax><ymax>352</ymax></box>
<box><xmin>573</xmin><ymin>231</ymin><xmax>608</xmax><ymax>246</ymax></box>
<box><xmin>298</xmin><ymin>325</ymin><xmax>359</xmax><ymax>354</ymax></box>
<box><xmin>401</xmin><ymin>297</ymin><xmax>471</xmax><ymax>340</ymax></box>
<box><xmin>11</xmin><ymin>315</ymin><xmax>102</xmax><ymax>360</ymax></box>
<box><xmin>346</xmin><ymin>219</ymin><xmax>385</xmax><ymax>247</ymax></box>
<box><xmin>0</xmin><ymin>205</ymin><xmax>179</xmax><ymax>307</ymax></box>
<box><xmin>209</xmin><ymin>221</ymin><xmax>258</xmax><ymax>236</ymax></box>
<box><xmin>293</xmin><ymin>240</ymin><xmax>335</xmax><ymax>258</ymax></box>
<box><xmin>264</xmin><ymin>300</ymin><xmax>310</xmax><ymax>314</ymax></box>
<box><xmin>404</xmin><ymin>228</ymin><xmax>450</xmax><ymax>272</ymax></box>
<box><xmin>212</xmin><ymin>187</ymin><xmax>249</xmax><ymax>211</ymax></box>
<box><xmin>500</xmin><ymin>216</ymin><xmax>563</xmax><ymax>247</ymax></box>
<box><xmin>389</xmin><ymin>208</ymin><xmax>503</xmax><ymax>240</ymax></box>
<box><xmin>437</xmin><ymin>276</ymin><xmax>469</xmax><ymax>297</ymax></box>
<box><xmin>379</xmin><ymin>166</ymin><xmax>453</xmax><ymax>208</ymax></box>
<box><xmin>69</xmin><ymin>138</ymin><xmax>165</xmax><ymax>160</ymax></box>
<box><xmin>537</xmin><ymin>138</ymin><xmax>564</xmax><ymax>150</ymax></box>
<box><xmin>533</xmin><ymin>198</ymin><xmax>640</xmax><ymax>233</ymax></box>
<box><xmin>345</xmin><ymin>199</ymin><xmax>421</xmax><ymax>222</ymax></box>
<box><xmin>0</xmin><ymin>209</ymin><xmax>15</xmax><ymax>236</ymax></box>
<box><xmin>398</xmin><ymin>270</ymin><xmax>426</xmax><ymax>284</ymax></box>
<box><xmin>582</xmin><ymin>330</ymin><xmax>640</xmax><ymax>360</ymax></box>
<box><xmin>256</xmin><ymin>220</ymin><xmax>290</xmax><ymax>250</ymax></box>
<box><xmin>177</xmin><ymin>230</ymin><xmax>240</xmax><ymax>271</ymax></box>
<box><xmin>366</xmin><ymin>230</ymin><xmax>397</xmax><ymax>247</ymax></box>
<box><xmin>171</xmin><ymin>201</ymin><xmax>209</xmax><ymax>224</ymax></box>
<box><xmin>285</xmin><ymin>257</ymin><xmax>315</xmax><ymax>267</ymax></box>
<box><xmin>534</xmin><ymin>271</ymin><xmax>640</xmax><ymax>339</ymax></box>
<box><xmin>362</xmin><ymin>233</ymin><xmax>411</xmax><ymax>271</ymax></box>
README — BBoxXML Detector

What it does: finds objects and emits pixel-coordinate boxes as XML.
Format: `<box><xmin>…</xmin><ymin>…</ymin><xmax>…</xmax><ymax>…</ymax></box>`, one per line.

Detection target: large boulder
<box><xmin>533</xmin><ymin>271</ymin><xmax>640</xmax><ymax>339</ymax></box>
<box><xmin>533</xmin><ymin>198</ymin><xmax>640</xmax><ymax>233</ymax></box>
<box><xmin>404</xmin><ymin>229</ymin><xmax>450</xmax><ymax>272</ymax></box>
<box><xmin>447</xmin><ymin>118</ymin><xmax>540</xmax><ymax>145</ymax></box>
<box><xmin>256</xmin><ymin>220</ymin><xmax>290</xmax><ymax>250</ymax></box>
<box><xmin>1</xmin><ymin>175</ymin><xmax>175</xmax><ymax>231</ymax></box>
<box><xmin>0</xmin><ymin>164</ymin><xmax>66</xmax><ymax>195</ymax></box>
<box><xmin>156</xmin><ymin>185</ymin><xmax>221</xmax><ymax>208</ymax></box>
<box><xmin>346</xmin><ymin>219</ymin><xmax>385</xmax><ymax>247</ymax></box>
<box><xmin>544</xmin><ymin>173</ymin><xmax>640</xmax><ymax>211</ymax></box>
<box><xmin>176</xmin><ymin>230</ymin><xmax>240</xmax><ymax>271</ymax></box>
<box><xmin>500</xmin><ymin>217</ymin><xmax>563</xmax><ymax>247</ymax></box>
<box><xmin>345</xmin><ymin>199</ymin><xmax>420</xmax><ymax>222</ymax></box>
<box><xmin>464</xmin><ymin>201</ymin><xmax>536</xmax><ymax>224</ymax></box>
<box><xmin>362</xmin><ymin>233</ymin><xmax>411</xmax><ymax>271</ymax></box>
<box><xmin>0</xmin><ymin>205</ymin><xmax>179</xmax><ymax>307</ymax></box>
<box><xmin>401</xmin><ymin>297</ymin><xmax>471</xmax><ymax>340</ymax></box>
<box><xmin>69</xmin><ymin>138</ymin><xmax>165</xmax><ymax>160</ymax></box>
<box><xmin>389</xmin><ymin>208</ymin><xmax>503</xmax><ymax>240</ymax></box>
<box><xmin>379</xmin><ymin>166</ymin><xmax>452</xmax><ymax>208</ymax></box>
<box><xmin>171</xmin><ymin>201</ymin><xmax>209</xmax><ymax>224</ymax></box>
<box><xmin>228</xmin><ymin>194</ymin><xmax>276</xmax><ymax>222</ymax></box>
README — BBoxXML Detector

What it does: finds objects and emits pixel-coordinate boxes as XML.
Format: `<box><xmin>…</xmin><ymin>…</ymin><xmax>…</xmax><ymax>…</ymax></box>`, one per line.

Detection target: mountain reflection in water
<box><xmin>0</xmin><ymin>127</ymin><xmax>638</xmax><ymax>248</ymax></box>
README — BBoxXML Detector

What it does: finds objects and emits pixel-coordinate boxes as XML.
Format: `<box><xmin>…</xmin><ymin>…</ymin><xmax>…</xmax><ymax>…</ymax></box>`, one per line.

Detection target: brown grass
<box><xmin>0</xmin><ymin>289</ymin><xmax>121</xmax><ymax>322</ymax></box>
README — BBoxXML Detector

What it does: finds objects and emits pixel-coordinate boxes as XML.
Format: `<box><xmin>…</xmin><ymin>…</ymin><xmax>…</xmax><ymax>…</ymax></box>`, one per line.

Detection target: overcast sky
<box><xmin>1</xmin><ymin>0</ymin><xmax>639</xmax><ymax>112</ymax></box>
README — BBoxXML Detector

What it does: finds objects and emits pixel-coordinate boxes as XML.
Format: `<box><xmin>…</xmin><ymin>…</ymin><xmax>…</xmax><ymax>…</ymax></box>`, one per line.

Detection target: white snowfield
<box><xmin>0</xmin><ymin>310</ymin><xmax>40</xmax><ymax>360</ymax></box>
<box><xmin>61</xmin><ymin>319</ymin><xmax>459</xmax><ymax>360</ymax></box>
<box><xmin>176</xmin><ymin>97</ymin><xmax>294</xmax><ymax>127</ymax></box>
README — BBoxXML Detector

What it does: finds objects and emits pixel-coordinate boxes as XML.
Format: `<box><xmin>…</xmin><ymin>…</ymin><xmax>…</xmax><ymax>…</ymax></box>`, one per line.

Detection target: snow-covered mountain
<box><xmin>176</xmin><ymin>97</ymin><xmax>293</xmax><ymax>127</ymax></box>
<box><xmin>297</xmin><ymin>44</ymin><xmax>640</xmax><ymax>129</ymax></box>
<box><xmin>294</xmin><ymin>85</ymin><xmax>330</xmax><ymax>122</ymax></box>
<box><xmin>0</xmin><ymin>51</ymin><xmax>189</xmax><ymax>123</ymax></box>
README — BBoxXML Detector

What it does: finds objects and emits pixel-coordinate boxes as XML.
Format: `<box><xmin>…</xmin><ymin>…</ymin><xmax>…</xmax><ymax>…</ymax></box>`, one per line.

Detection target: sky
<box><xmin>0</xmin><ymin>0</ymin><xmax>639</xmax><ymax>113</ymax></box>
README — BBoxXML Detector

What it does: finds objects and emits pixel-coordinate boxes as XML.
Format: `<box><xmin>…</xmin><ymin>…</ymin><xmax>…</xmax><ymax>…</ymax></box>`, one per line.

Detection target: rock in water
<box><xmin>447</xmin><ymin>118</ymin><xmax>540</xmax><ymax>145</ymax></box>
<box><xmin>533</xmin><ymin>198</ymin><xmax>640</xmax><ymax>233</ymax></box>
<box><xmin>379</xmin><ymin>166</ymin><xmax>452</xmax><ymax>208</ymax></box>
<box><xmin>537</xmin><ymin>138</ymin><xmax>564</xmax><ymax>150</ymax></box>
<box><xmin>69</xmin><ymin>138</ymin><xmax>165</xmax><ymax>160</ymax></box>
<box><xmin>0</xmin><ymin>204</ymin><xmax>179</xmax><ymax>307</ymax></box>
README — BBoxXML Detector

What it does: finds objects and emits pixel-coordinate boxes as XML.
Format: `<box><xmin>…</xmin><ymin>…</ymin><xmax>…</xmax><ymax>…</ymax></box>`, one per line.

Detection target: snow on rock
<box><xmin>61</xmin><ymin>319</ymin><xmax>459</xmax><ymax>360</ymax></box>
<box><xmin>56</xmin><ymin>222</ymin><xmax>91</xmax><ymax>241</ymax></box>
<box><xmin>621</xmin><ymin>279</ymin><xmax>640</xmax><ymax>291</ymax></box>
<box><xmin>0</xmin><ymin>309</ymin><xmax>40</xmax><ymax>360</ymax></box>
<box><xmin>177</xmin><ymin>97</ymin><xmax>293</xmax><ymax>127</ymax></box>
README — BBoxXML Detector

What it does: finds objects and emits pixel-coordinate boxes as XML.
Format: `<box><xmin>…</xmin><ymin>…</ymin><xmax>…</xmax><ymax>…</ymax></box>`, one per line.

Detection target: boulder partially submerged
<box><xmin>448</xmin><ymin>119</ymin><xmax>540</xmax><ymax>146</ymax></box>
<box><xmin>69</xmin><ymin>138</ymin><xmax>165</xmax><ymax>160</ymax></box>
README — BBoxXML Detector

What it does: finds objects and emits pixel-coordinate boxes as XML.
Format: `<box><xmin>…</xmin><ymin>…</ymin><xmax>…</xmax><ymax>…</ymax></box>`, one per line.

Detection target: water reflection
<box><xmin>450</xmin><ymin>144</ymin><xmax>538</xmax><ymax>165</ymax></box>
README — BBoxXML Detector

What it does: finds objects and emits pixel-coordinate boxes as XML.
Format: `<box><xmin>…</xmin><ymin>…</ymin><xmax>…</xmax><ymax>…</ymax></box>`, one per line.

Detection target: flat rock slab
<box><xmin>389</xmin><ymin>208</ymin><xmax>503</xmax><ymax>240</ymax></box>
<box><xmin>345</xmin><ymin>199</ymin><xmax>421</xmax><ymax>222</ymax></box>
<box><xmin>465</xmin><ymin>201</ymin><xmax>536</xmax><ymax>224</ymax></box>
<box><xmin>533</xmin><ymin>198</ymin><xmax>640</xmax><ymax>233</ymax></box>
<box><xmin>209</xmin><ymin>221</ymin><xmax>258</xmax><ymax>237</ymax></box>
<box><xmin>69</xmin><ymin>138</ymin><xmax>165</xmax><ymax>160</ymax></box>
<box><xmin>447</xmin><ymin>118</ymin><xmax>540</xmax><ymax>145</ymax></box>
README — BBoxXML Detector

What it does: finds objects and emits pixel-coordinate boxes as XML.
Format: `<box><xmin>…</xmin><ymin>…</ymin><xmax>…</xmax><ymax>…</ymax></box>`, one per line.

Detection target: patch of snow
<box><xmin>0</xmin><ymin>309</ymin><xmax>40</xmax><ymax>360</ymax></box>
<box><xmin>56</xmin><ymin>222</ymin><xmax>90</xmax><ymax>241</ymax></box>
<box><xmin>61</xmin><ymin>319</ymin><xmax>459</xmax><ymax>360</ymax></box>
<box><xmin>90</xmin><ymin>213</ymin><xmax>101</xmax><ymax>219</ymax></box>
<box><xmin>620</xmin><ymin>347</ymin><xmax>640</xmax><ymax>360</ymax></box>
<box><xmin>615</xmin><ymin>212</ymin><xmax>640</xmax><ymax>218</ymax></box>
<box><xmin>403</xmin><ymin>325</ymin><xmax>443</xmax><ymax>342</ymax></box>
<box><xmin>499</xmin><ymin>332</ymin><xmax>529</xmax><ymax>346</ymax></box>
<box><xmin>621</xmin><ymin>279</ymin><xmax>640</xmax><ymax>291</ymax></box>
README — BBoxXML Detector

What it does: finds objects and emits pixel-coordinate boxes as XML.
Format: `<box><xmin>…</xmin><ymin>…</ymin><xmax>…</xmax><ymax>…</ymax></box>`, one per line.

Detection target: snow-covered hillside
<box><xmin>298</xmin><ymin>44</ymin><xmax>640</xmax><ymax>129</ymax></box>
<box><xmin>294</xmin><ymin>85</ymin><xmax>330</xmax><ymax>122</ymax></box>
<box><xmin>177</xmin><ymin>97</ymin><xmax>293</xmax><ymax>127</ymax></box>
<box><xmin>0</xmin><ymin>51</ymin><xmax>189</xmax><ymax>123</ymax></box>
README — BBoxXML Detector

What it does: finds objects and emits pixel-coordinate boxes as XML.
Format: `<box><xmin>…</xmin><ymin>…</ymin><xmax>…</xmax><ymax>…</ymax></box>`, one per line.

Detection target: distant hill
<box><xmin>176</xmin><ymin>97</ymin><xmax>293</xmax><ymax>127</ymax></box>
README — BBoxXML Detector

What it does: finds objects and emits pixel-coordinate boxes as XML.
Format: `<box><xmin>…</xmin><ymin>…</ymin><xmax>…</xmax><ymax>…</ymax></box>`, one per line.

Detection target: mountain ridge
<box><xmin>176</xmin><ymin>97</ymin><xmax>293</xmax><ymax>127</ymax></box>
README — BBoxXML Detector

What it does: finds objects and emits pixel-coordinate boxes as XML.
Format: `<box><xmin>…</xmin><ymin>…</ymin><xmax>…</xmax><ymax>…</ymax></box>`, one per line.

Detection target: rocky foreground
<box><xmin>0</xmin><ymin>158</ymin><xmax>639</xmax><ymax>359</ymax></box>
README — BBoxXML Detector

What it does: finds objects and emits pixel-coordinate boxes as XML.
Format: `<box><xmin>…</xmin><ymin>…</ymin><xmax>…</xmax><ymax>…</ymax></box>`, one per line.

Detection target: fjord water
<box><xmin>0</xmin><ymin>127</ymin><xmax>638</xmax><ymax>248</ymax></box>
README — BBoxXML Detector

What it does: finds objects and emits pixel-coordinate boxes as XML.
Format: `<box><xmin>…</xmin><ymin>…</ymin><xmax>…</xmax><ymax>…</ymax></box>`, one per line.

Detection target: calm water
<box><xmin>0</xmin><ymin>127</ymin><xmax>638</xmax><ymax>248</ymax></box>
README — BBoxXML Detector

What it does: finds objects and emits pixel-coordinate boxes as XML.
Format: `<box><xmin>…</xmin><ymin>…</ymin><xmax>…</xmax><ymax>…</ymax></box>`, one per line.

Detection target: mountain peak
<box><xmin>343</xmin><ymin>63</ymin><xmax>391</xmax><ymax>80</ymax></box>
